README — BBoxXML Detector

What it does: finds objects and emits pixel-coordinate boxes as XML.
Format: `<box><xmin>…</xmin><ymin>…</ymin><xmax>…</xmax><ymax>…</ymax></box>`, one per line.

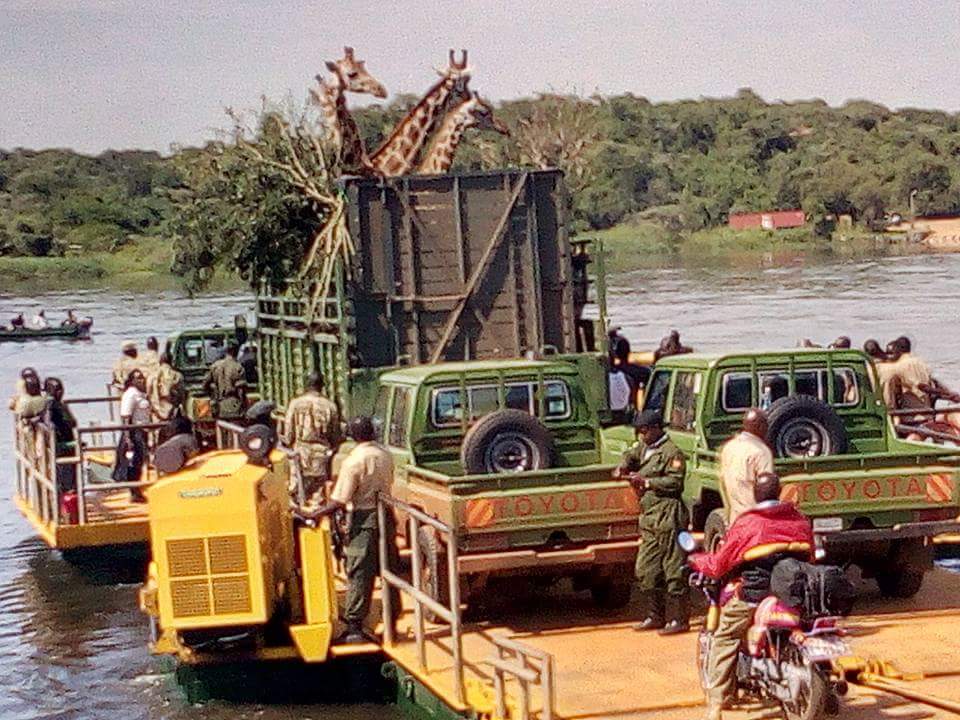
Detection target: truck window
<box><xmin>543</xmin><ymin>381</ymin><xmax>571</xmax><ymax>419</ymax></box>
<box><xmin>828</xmin><ymin>368</ymin><xmax>859</xmax><ymax>406</ymax></box>
<box><xmin>721</xmin><ymin>372</ymin><xmax>752</xmax><ymax>412</ymax></box>
<box><xmin>388</xmin><ymin>387</ymin><xmax>412</xmax><ymax>448</ymax></box>
<box><xmin>505</xmin><ymin>384</ymin><xmax>531</xmax><ymax>411</ymax></box>
<box><xmin>469</xmin><ymin>386</ymin><xmax>499</xmax><ymax>419</ymax></box>
<box><xmin>433</xmin><ymin>388</ymin><xmax>464</xmax><ymax>426</ymax></box>
<box><xmin>181</xmin><ymin>338</ymin><xmax>205</xmax><ymax>367</ymax></box>
<box><xmin>431</xmin><ymin>379</ymin><xmax>571</xmax><ymax>428</ymax></box>
<box><xmin>644</xmin><ymin>371</ymin><xmax>671</xmax><ymax>418</ymax></box>
<box><xmin>669</xmin><ymin>372</ymin><xmax>699</xmax><ymax>431</ymax></box>
<box><xmin>373</xmin><ymin>386</ymin><xmax>390</xmax><ymax>441</ymax></box>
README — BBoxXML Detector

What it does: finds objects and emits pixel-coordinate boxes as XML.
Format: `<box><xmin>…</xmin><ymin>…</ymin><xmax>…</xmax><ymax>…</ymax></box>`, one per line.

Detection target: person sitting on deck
<box><xmin>43</xmin><ymin>378</ymin><xmax>78</xmax><ymax>493</ymax></box>
<box><xmin>31</xmin><ymin>310</ymin><xmax>49</xmax><ymax>329</ymax></box>
<box><xmin>113</xmin><ymin>369</ymin><xmax>152</xmax><ymax>502</ymax></box>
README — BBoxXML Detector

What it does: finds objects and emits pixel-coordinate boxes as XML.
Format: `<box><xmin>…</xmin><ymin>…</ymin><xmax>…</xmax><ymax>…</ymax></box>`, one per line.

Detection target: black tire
<box><xmin>704</xmin><ymin>509</ymin><xmax>727</xmax><ymax>553</ymax></box>
<box><xmin>875</xmin><ymin>539</ymin><xmax>932</xmax><ymax>599</ymax></box>
<box><xmin>417</xmin><ymin>526</ymin><xmax>450</xmax><ymax>623</ymax></box>
<box><xmin>461</xmin><ymin>409</ymin><xmax>554</xmax><ymax>475</ymax></box>
<box><xmin>766</xmin><ymin>395</ymin><xmax>848</xmax><ymax>459</ymax></box>
<box><xmin>590</xmin><ymin>565</ymin><xmax>633</xmax><ymax>609</ymax></box>
<box><xmin>780</xmin><ymin>647</ymin><xmax>829</xmax><ymax>720</ymax></box>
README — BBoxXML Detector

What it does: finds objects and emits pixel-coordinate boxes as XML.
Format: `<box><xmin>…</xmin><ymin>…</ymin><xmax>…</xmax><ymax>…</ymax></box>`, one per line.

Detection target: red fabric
<box><xmin>690</xmin><ymin>502</ymin><xmax>814</xmax><ymax>579</ymax></box>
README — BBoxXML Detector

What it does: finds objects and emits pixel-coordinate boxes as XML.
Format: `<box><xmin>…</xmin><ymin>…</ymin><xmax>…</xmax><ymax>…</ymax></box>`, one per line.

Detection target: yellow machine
<box><xmin>139</xmin><ymin>448</ymin><xmax>341</xmax><ymax>664</ymax></box>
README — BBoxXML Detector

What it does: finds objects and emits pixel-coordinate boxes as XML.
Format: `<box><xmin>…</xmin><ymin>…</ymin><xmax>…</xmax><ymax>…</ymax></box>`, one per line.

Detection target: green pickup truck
<box><xmin>627</xmin><ymin>348</ymin><xmax>960</xmax><ymax>598</ymax></box>
<box><xmin>370</xmin><ymin>357</ymin><xmax>639</xmax><ymax>609</ymax></box>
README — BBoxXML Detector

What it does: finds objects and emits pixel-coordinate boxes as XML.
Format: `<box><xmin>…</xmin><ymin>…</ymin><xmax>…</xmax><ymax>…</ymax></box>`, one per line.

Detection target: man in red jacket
<box><xmin>690</xmin><ymin>473</ymin><xmax>814</xmax><ymax>720</ymax></box>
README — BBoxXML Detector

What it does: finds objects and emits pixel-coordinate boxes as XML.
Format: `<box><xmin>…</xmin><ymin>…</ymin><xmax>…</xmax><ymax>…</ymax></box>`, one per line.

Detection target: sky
<box><xmin>3</xmin><ymin>0</ymin><xmax>960</xmax><ymax>154</ymax></box>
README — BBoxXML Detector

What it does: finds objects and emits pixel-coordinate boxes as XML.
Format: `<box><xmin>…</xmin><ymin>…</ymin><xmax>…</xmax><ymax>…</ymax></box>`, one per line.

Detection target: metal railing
<box><xmin>377</xmin><ymin>494</ymin><xmax>465</xmax><ymax>707</ymax></box>
<box><xmin>489</xmin><ymin>635</ymin><xmax>556</xmax><ymax>720</ymax></box>
<box><xmin>214</xmin><ymin>418</ymin><xmax>246</xmax><ymax>449</ymax></box>
<box><xmin>12</xmin><ymin>396</ymin><xmax>163</xmax><ymax>528</ymax></box>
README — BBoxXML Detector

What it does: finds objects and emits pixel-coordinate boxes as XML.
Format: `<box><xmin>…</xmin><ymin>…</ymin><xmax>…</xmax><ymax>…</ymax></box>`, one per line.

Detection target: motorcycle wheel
<box><xmin>780</xmin><ymin>646</ymin><xmax>829</xmax><ymax>720</ymax></box>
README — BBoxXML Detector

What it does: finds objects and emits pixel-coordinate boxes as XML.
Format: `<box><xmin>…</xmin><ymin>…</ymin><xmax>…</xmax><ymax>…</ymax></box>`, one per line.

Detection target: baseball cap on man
<box><xmin>632</xmin><ymin>409</ymin><xmax>663</xmax><ymax>429</ymax></box>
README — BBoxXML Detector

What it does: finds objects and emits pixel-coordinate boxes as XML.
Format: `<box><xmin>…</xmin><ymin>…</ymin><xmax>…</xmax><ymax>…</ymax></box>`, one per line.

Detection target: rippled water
<box><xmin>1</xmin><ymin>254</ymin><xmax>958</xmax><ymax>718</ymax></box>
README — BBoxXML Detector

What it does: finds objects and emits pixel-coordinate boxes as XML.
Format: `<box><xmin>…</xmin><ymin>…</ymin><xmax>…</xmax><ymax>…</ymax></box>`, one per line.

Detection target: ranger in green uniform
<box><xmin>202</xmin><ymin>342</ymin><xmax>246</xmax><ymax>420</ymax></box>
<box><xmin>617</xmin><ymin>409</ymin><xmax>690</xmax><ymax>635</ymax></box>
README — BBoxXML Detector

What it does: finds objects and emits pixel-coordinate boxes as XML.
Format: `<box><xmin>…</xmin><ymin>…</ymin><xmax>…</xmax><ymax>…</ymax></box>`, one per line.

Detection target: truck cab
<box><xmin>645</xmin><ymin>348</ymin><xmax>960</xmax><ymax>597</ymax></box>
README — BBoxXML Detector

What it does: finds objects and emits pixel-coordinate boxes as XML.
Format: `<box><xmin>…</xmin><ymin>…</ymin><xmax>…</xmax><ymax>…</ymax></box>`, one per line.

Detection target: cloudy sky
<box><xmin>3</xmin><ymin>0</ymin><xmax>959</xmax><ymax>154</ymax></box>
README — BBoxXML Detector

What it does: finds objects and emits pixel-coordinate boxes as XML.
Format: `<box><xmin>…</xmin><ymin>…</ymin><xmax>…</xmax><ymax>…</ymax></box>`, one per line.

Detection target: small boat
<box><xmin>0</xmin><ymin>318</ymin><xmax>93</xmax><ymax>342</ymax></box>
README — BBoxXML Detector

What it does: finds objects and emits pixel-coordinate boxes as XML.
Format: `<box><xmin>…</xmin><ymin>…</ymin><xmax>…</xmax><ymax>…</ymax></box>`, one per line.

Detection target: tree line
<box><xmin>3</xmin><ymin>89</ymin><xmax>959</xmax><ymax>289</ymax></box>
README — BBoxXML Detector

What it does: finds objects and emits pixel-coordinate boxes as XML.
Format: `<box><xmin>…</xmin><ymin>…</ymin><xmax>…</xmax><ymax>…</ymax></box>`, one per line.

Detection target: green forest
<box><xmin>2</xmin><ymin>89</ymin><xmax>960</xmax><ymax>290</ymax></box>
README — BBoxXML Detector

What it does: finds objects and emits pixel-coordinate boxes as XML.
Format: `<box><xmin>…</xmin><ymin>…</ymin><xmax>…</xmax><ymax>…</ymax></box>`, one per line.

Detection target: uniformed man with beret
<box><xmin>112</xmin><ymin>340</ymin><xmax>140</xmax><ymax>388</ymax></box>
<box><xmin>616</xmin><ymin>409</ymin><xmax>690</xmax><ymax>635</ymax></box>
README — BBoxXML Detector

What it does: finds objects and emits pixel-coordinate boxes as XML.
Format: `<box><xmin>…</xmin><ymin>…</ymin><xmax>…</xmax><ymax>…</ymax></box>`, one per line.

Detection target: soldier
<box><xmin>141</xmin><ymin>336</ymin><xmax>161</xmax><ymax>377</ymax></box>
<box><xmin>112</xmin><ymin>341</ymin><xmax>139</xmax><ymax>388</ymax></box>
<box><xmin>202</xmin><ymin>342</ymin><xmax>246</xmax><ymax>420</ymax></box>
<box><xmin>616</xmin><ymin>409</ymin><xmax>690</xmax><ymax>635</ymax></box>
<box><xmin>281</xmin><ymin>372</ymin><xmax>341</xmax><ymax>500</ymax></box>
<box><xmin>304</xmin><ymin>416</ymin><xmax>400</xmax><ymax>643</ymax></box>
<box><xmin>147</xmin><ymin>352</ymin><xmax>186</xmax><ymax>422</ymax></box>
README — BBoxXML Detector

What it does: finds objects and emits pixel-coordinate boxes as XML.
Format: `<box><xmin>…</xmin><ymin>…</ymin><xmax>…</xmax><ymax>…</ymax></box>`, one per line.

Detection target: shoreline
<box><xmin>2</xmin><ymin>226</ymin><xmax>957</xmax><ymax>295</ymax></box>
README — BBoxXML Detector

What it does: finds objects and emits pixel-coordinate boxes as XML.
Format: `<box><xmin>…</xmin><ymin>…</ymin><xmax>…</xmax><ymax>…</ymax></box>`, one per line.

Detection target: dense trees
<box><xmin>3</xmin><ymin>90</ymin><xmax>960</xmax><ymax>287</ymax></box>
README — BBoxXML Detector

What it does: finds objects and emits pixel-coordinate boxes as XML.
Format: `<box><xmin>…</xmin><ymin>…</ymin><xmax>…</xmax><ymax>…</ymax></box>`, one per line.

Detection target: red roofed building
<box><xmin>728</xmin><ymin>210</ymin><xmax>806</xmax><ymax>230</ymax></box>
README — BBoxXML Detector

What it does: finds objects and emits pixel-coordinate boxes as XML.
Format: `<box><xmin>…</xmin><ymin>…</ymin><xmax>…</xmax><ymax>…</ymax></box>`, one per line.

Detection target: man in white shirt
<box><xmin>31</xmin><ymin>310</ymin><xmax>49</xmax><ymax>329</ymax></box>
<box><xmin>718</xmin><ymin>409</ymin><xmax>774</xmax><ymax>523</ymax></box>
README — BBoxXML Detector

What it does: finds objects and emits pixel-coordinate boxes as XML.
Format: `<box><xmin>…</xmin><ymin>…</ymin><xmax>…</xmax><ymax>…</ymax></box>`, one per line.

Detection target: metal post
<box><xmin>377</xmin><ymin>500</ymin><xmax>395</xmax><ymax>647</ymax></box>
<box><xmin>409</xmin><ymin>515</ymin><xmax>426</xmax><ymax>670</ymax></box>
<box><xmin>76</xmin><ymin>438</ymin><xmax>88</xmax><ymax>526</ymax></box>
<box><xmin>543</xmin><ymin>655</ymin><xmax>555</xmax><ymax>720</ymax></box>
<box><xmin>519</xmin><ymin>678</ymin><xmax>531</xmax><ymax>720</ymax></box>
<box><xmin>447</xmin><ymin>528</ymin><xmax>465</xmax><ymax>706</ymax></box>
<box><xmin>493</xmin><ymin>669</ymin><xmax>507</xmax><ymax>720</ymax></box>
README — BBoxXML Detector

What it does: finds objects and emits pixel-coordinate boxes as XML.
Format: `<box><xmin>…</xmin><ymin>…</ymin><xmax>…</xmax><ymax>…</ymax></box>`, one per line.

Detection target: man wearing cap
<box><xmin>281</xmin><ymin>372</ymin><xmax>341</xmax><ymax>501</ymax></box>
<box><xmin>202</xmin><ymin>342</ymin><xmax>246</xmax><ymax>420</ymax></box>
<box><xmin>616</xmin><ymin>409</ymin><xmax>690</xmax><ymax>634</ymax></box>
<box><xmin>719</xmin><ymin>409</ymin><xmax>774</xmax><ymax>524</ymax></box>
<box><xmin>112</xmin><ymin>341</ymin><xmax>140</xmax><ymax>388</ymax></box>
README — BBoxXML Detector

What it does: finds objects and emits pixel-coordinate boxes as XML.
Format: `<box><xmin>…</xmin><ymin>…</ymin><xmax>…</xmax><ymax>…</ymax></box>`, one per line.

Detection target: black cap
<box><xmin>632</xmin><ymin>409</ymin><xmax>663</xmax><ymax>429</ymax></box>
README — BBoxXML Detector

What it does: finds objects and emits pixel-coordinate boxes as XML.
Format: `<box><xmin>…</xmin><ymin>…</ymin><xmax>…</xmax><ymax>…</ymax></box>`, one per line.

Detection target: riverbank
<box><xmin>0</xmin><ymin>239</ymin><xmax>243</xmax><ymax>294</ymax></box>
<box><xmin>588</xmin><ymin>222</ymin><xmax>954</xmax><ymax>272</ymax></box>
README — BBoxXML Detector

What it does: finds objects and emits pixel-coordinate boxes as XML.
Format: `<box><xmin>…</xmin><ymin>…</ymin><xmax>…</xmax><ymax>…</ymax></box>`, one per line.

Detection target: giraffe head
<box><xmin>460</xmin><ymin>92</ymin><xmax>510</xmax><ymax>136</ymax></box>
<box><xmin>439</xmin><ymin>49</ymin><xmax>473</xmax><ymax>105</ymax></box>
<box><xmin>325</xmin><ymin>46</ymin><xmax>387</xmax><ymax>99</ymax></box>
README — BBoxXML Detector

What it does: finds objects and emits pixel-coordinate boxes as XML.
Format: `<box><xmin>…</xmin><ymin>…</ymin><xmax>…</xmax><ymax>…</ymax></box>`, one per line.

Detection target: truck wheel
<box><xmin>417</xmin><ymin>526</ymin><xmax>450</xmax><ymax>622</ymax></box>
<box><xmin>461</xmin><ymin>409</ymin><xmax>554</xmax><ymax>474</ymax></box>
<box><xmin>766</xmin><ymin>396</ymin><xmax>848</xmax><ymax>458</ymax></box>
<box><xmin>704</xmin><ymin>509</ymin><xmax>727</xmax><ymax>552</ymax></box>
<box><xmin>875</xmin><ymin>539</ymin><xmax>932</xmax><ymax>599</ymax></box>
<box><xmin>590</xmin><ymin>565</ymin><xmax>633</xmax><ymax>609</ymax></box>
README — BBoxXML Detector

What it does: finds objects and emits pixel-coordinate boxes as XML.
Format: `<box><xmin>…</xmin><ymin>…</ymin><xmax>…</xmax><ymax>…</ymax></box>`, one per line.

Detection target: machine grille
<box><xmin>166</xmin><ymin>534</ymin><xmax>252</xmax><ymax>620</ymax></box>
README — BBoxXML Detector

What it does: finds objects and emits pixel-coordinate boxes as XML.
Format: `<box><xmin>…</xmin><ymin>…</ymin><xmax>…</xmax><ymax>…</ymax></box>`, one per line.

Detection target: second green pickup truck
<box><xmin>629</xmin><ymin>348</ymin><xmax>960</xmax><ymax>598</ymax></box>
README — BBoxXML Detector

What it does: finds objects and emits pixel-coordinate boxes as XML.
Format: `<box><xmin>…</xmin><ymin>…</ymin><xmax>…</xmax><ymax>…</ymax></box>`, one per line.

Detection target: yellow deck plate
<box><xmin>14</xmin><ymin>489</ymin><xmax>149</xmax><ymax>550</ymax></box>
<box><xmin>383</xmin><ymin>568</ymin><xmax>960</xmax><ymax>720</ymax></box>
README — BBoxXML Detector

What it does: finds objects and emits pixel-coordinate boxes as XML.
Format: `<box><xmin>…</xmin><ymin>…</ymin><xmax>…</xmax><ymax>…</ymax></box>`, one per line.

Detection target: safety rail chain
<box><xmin>13</xmin><ymin>395</ymin><xmax>165</xmax><ymax>527</ymax></box>
<box><xmin>376</xmin><ymin>495</ymin><xmax>556</xmax><ymax>720</ymax></box>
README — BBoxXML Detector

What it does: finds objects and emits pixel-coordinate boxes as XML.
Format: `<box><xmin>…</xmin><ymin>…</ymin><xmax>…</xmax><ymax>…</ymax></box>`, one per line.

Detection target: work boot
<box><xmin>335</xmin><ymin>623</ymin><xmax>367</xmax><ymax>645</ymax></box>
<box><xmin>632</xmin><ymin>590</ymin><xmax>664</xmax><ymax>631</ymax></box>
<box><xmin>658</xmin><ymin>592</ymin><xmax>690</xmax><ymax>635</ymax></box>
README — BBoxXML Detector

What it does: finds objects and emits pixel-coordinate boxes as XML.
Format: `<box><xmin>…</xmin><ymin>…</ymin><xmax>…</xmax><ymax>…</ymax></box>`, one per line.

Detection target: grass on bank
<box><xmin>0</xmin><ymin>238</ymin><xmax>243</xmax><ymax>294</ymax></box>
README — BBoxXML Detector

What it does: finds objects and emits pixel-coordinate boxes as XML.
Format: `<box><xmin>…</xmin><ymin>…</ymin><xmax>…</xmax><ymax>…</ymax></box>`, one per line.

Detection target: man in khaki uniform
<box><xmin>140</xmin><ymin>336</ymin><xmax>161</xmax><ymax>377</ymax></box>
<box><xmin>305</xmin><ymin>416</ymin><xmax>399</xmax><ymax>643</ymax></box>
<box><xmin>281</xmin><ymin>373</ymin><xmax>341</xmax><ymax>499</ymax></box>
<box><xmin>718</xmin><ymin>409</ymin><xmax>773</xmax><ymax>523</ymax></box>
<box><xmin>148</xmin><ymin>352</ymin><xmax>186</xmax><ymax>421</ymax></box>
<box><xmin>112</xmin><ymin>341</ymin><xmax>140</xmax><ymax>388</ymax></box>
<box><xmin>202</xmin><ymin>343</ymin><xmax>246</xmax><ymax>420</ymax></box>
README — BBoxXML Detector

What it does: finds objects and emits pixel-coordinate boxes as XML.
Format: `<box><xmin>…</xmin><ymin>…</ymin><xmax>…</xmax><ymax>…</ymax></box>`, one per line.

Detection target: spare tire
<box><xmin>766</xmin><ymin>395</ymin><xmax>848</xmax><ymax>458</ymax></box>
<box><xmin>461</xmin><ymin>409</ymin><xmax>554</xmax><ymax>474</ymax></box>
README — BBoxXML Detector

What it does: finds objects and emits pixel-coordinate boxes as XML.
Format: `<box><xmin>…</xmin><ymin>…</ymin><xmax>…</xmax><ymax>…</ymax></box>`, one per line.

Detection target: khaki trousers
<box><xmin>705</xmin><ymin>595</ymin><xmax>754</xmax><ymax>707</ymax></box>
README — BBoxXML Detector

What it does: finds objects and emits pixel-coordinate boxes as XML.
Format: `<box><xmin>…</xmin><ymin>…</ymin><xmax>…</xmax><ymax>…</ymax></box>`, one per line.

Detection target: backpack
<box><xmin>769</xmin><ymin>558</ymin><xmax>856</xmax><ymax>617</ymax></box>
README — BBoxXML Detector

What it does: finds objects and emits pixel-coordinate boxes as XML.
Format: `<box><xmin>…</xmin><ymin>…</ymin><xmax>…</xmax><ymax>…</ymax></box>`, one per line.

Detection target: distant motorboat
<box><xmin>0</xmin><ymin>317</ymin><xmax>93</xmax><ymax>342</ymax></box>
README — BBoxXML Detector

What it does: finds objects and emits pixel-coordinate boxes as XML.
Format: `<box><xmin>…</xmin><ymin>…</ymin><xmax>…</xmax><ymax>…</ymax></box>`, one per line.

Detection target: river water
<box><xmin>1</xmin><ymin>253</ymin><xmax>959</xmax><ymax>719</ymax></box>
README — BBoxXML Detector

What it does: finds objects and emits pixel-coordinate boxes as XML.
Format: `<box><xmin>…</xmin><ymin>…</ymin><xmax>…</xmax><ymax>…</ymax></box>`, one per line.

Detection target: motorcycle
<box><xmin>679</xmin><ymin>532</ymin><xmax>849</xmax><ymax>720</ymax></box>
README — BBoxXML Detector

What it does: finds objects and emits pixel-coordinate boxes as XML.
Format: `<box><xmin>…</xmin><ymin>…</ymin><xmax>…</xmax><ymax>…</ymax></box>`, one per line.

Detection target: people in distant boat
<box><xmin>10</xmin><ymin>314</ymin><xmax>25</xmax><ymax>329</ymax></box>
<box><xmin>61</xmin><ymin>310</ymin><xmax>78</xmax><ymax>327</ymax></box>
<box><xmin>112</xmin><ymin>341</ymin><xmax>140</xmax><ymax>388</ymax></box>
<box><xmin>113</xmin><ymin>369</ymin><xmax>152</xmax><ymax>502</ymax></box>
<box><xmin>31</xmin><ymin>310</ymin><xmax>49</xmax><ymax>329</ymax></box>
<box><xmin>653</xmin><ymin>330</ymin><xmax>693</xmax><ymax>362</ymax></box>
<box><xmin>43</xmin><ymin>378</ymin><xmax>78</xmax><ymax>493</ymax></box>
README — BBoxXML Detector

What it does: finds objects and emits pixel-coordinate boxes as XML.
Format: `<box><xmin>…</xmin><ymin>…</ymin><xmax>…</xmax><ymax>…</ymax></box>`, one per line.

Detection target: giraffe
<box><xmin>417</xmin><ymin>92</ymin><xmax>509</xmax><ymax>175</ymax></box>
<box><xmin>310</xmin><ymin>46</ymin><xmax>387</xmax><ymax>174</ymax></box>
<box><xmin>369</xmin><ymin>50</ymin><xmax>472</xmax><ymax>176</ymax></box>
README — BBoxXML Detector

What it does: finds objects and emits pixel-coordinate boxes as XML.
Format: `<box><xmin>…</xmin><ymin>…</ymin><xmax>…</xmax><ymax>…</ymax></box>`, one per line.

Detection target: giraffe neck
<box><xmin>318</xmin><ymin>76</ymin><xmax>372</xmax><ymax>174</ymax></box>
<box><xmin>418</xmin><ymin>107</ymin><xmax>471</xmax><ymax>175</ymax></box>
<box><xmin>370</xmin><ymin>75</ymin><xmax>459</xmax><ymax>176</ymax></box>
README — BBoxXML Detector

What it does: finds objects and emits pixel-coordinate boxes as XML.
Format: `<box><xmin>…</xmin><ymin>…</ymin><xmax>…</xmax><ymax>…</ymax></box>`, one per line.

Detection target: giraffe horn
<box><xmin>344</xmin><ymin>46</ymin><xmax>354</xmax><ymax>59</ymax></box>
